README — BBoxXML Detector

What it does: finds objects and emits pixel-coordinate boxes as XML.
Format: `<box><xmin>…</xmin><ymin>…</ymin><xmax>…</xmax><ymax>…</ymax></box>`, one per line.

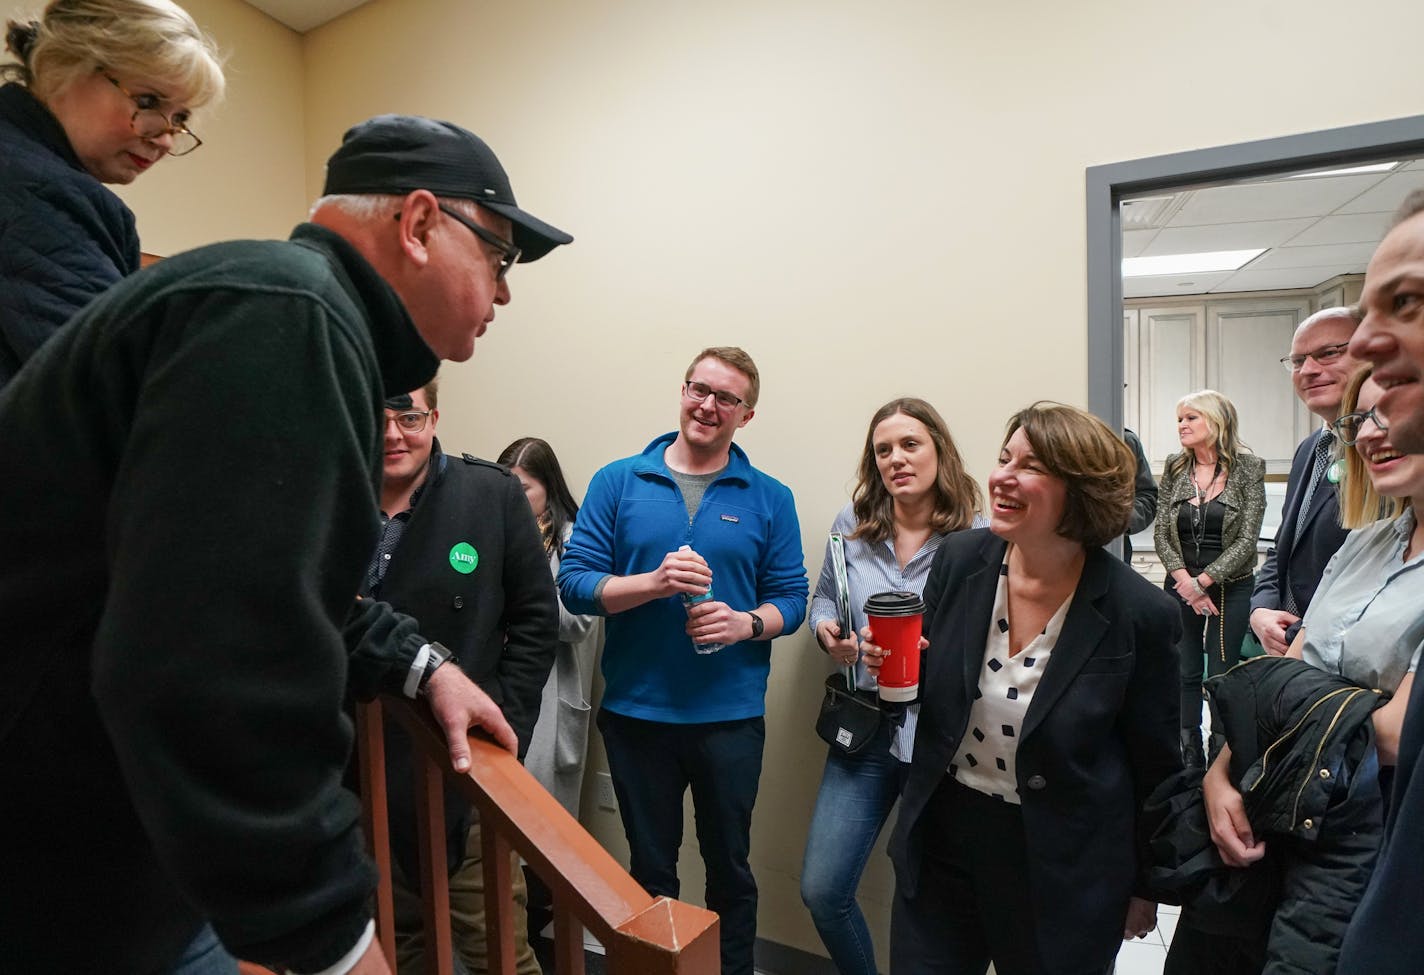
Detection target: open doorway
<box><xmin>1086</xmin><ymin>116</ymin><xmax>1424</xmax><ymax>566</ymax></box>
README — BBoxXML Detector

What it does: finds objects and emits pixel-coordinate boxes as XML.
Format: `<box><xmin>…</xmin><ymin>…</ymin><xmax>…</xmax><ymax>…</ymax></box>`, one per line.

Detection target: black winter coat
<box><xmin>362</xmin><ymin>442</ymin><xmax>557</xmax><ymax>875</ymax></box>
<box><xmin>1142</xmin><ymin>656</ymin><xmax>1385</xmax><ymax>974</ymax></box>
<box><xmin>0</xmin><ymin>83</ymin><xmax>140</xmax><ymax>387</ymax></box>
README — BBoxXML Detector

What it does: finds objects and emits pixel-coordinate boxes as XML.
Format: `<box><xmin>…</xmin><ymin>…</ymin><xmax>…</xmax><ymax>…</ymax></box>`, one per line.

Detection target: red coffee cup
<box><xmin>864</xmin><ymin>591</ymin><xmax>926</xmax><ymax>702</ymax></box>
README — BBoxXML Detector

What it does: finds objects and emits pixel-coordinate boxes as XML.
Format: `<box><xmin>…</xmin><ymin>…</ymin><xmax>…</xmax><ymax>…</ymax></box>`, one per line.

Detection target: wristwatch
<box><xmin>416</xmin><ymin>641</ymin><xmax>453</xmax><ymax>697</ymax></box>
<box><xmin>747</xmin><ymin>611</ymin><xmax>765</xmax><ymax>640</ymax></box>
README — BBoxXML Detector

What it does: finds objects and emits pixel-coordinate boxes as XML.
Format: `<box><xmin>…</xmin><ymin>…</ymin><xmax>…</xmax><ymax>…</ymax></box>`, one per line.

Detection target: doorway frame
<box><xmin>1085</xmin><ymin>114</ymin><xmax>1424</xmax><ymax>430</ymax></box>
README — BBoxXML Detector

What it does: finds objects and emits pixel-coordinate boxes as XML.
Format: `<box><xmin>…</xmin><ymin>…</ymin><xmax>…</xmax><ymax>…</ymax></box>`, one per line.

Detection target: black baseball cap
<box><xmin>323</xmin><ymin>114</ymin><xmax>573</xmax><ymax>262</ymax></box>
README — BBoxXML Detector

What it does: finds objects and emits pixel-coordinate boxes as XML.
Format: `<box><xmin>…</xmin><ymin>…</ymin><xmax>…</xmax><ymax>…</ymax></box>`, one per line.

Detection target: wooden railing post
<box><xmin>480</xmin><ymin>823</ymin><xmax>516</xmax><ymax>974</ymax></box>
<box><xmin>356</xmin><ymin>699</ymin><xmax>396</xmax><ymax>969</ymax></box>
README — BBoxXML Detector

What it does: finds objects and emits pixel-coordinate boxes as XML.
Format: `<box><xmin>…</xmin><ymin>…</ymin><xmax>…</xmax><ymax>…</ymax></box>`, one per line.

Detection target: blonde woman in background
<box><xmin>1</xmin><ymin>0</ymin><xmax>224</xmax><ymax>387</ymax></box>
<box><xmin>1154</xmin><ymin>389</ymin><xmax>1265</xmax><ymax>768</ymax></box>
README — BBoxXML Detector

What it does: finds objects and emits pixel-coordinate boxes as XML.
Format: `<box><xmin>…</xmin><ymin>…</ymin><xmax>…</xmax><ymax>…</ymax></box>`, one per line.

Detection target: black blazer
<box><xmin>890</xmin><ymin>529</ymin><xmax>1182</xmax><ymax>971</ymax></box>
<box><xmin>1251</xmin><ymin>429</ymin><xmax>1350</xmax><ymax>632</ymax></box>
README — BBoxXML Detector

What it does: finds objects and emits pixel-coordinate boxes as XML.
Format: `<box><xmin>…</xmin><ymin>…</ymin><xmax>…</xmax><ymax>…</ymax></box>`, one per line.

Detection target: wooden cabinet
<box><xmin>1123</xmin><ymin>282</ymin><xmax>1360</xmax><ymax>476</ymax></box>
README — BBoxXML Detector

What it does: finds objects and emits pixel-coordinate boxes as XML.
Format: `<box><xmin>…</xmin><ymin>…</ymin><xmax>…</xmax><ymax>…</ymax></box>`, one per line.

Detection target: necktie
<box><xmin>1283</xmin><ymin>430</ymin><xmax>1334</xmax><ymax>614</ymax></box>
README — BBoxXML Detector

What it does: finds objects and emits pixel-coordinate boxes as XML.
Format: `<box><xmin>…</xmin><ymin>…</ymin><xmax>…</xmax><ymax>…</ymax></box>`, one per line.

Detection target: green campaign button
<box><xmin>449</xmin><ymin>542</ymin><xmax>479</xmax><ymax>574</ymax></box>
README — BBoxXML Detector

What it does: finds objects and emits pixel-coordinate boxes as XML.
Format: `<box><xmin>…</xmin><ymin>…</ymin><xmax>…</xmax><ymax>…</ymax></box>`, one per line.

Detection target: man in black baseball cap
<box><xmin>316</xmin><ymin>114</ymin><xmax>573</xmax><ymax>362</ymax></box>
<box><xmin>325</xmin><ymin>114</ymin><xmax>572</xmax><ymax>262</ymax></box>
<box><xmin>0</xmin><ymin>114</ymin><xmax>570</xmax><ymax>975</ymax></box>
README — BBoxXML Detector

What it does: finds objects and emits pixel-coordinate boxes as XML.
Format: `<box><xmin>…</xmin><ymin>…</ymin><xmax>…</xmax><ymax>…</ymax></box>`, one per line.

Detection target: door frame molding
<box><xmin>1085</xmin><ymin>115</ymin><xmax>1424</xmax><ymax>429</ymax></box>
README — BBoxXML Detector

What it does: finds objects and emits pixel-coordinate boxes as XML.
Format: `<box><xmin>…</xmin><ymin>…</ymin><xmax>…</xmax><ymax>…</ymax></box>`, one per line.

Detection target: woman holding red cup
<box><xmin>865</xmin><ymin>402</ymin><xmax>1181</xmax><ymax>975</ymax></box>
<box><xmin>800</xmin><ymin>397</ymin><xmax>982</xmax><ymax>975</ymax></box>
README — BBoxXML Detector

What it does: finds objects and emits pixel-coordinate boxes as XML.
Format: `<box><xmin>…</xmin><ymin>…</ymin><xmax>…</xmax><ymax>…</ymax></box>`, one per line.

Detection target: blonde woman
<box><xmin>1</xmin><ymin>0</ymin><xmax>224</xmax><ymax>386</ymax></box>
<box><xmin>1153</xmin><ymin>389</ymin><xmax>1266</xmax><ymax>768</ymax></box>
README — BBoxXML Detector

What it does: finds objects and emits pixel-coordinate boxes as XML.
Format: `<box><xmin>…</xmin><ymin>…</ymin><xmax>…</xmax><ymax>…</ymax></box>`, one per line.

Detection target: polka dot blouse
<box><xmin>949</xmin><ymin>557</ymin><xmax>1075</xmax><ymax>804</ymax></box>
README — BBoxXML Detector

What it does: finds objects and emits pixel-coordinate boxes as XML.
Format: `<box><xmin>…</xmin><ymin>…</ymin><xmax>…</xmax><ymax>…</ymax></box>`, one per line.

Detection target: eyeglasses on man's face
<box><xmin>1280</xmin><ymin>341</ymin><xmax>1350</xmax><ymax>373</ymax></box>
<box><xmin>385</xmin><ymin>409</ymin><xmax>432</xmax><ymax>433</ymax></box>
<box><xmin>1332</xmin><ymin>407</ymin><xmax>1387</xmax><ymax>446</ymax></box>
<box><xmin>103</xmin><ymin>72</ymin><xmax>201</xmax><ymax>156</ymax></box>
<box><xmin>438</xmin><ymin>204</ymin><xmax>520</xmax><ymax>281</ymax></box>
<box><xmin>683</xmin><ymin>380</ymin><xmax>747</xmax><ymax>411</ymax></box>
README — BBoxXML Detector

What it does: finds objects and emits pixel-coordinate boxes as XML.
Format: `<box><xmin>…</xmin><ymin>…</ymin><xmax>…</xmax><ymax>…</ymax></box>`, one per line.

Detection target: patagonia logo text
<box><xmin>720</xmin><ymin>514</ymin><xmax>740</xmax><ymax>523</ymax></box>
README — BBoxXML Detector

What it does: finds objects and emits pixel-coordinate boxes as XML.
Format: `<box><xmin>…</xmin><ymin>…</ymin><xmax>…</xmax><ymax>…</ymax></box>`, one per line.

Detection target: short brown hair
<box><xmin>1003</xmin><ymin>402</ymin><xmax>1137</xmax><ymax>548</ymax></box>
<box><xmin>685</xmin><ymin>346</ymin><xmax>760</xmax><ymax>409</ymax></box>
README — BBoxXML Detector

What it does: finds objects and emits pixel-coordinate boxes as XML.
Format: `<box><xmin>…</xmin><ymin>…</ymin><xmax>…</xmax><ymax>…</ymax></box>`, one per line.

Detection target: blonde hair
<box><xmin>4</xmin><ymin>0</ymin><xmax>224</xmax><ymax>110</ymax></box>
<box><xmin>1164</xmin><ymin>389</ymin><xmax>1252</xmax><ymax>483</ymax></box>
<box><xmin>1337</xmin><ymin>365</ymin><xmax>1406</xmax><ymax>529</ymax></box>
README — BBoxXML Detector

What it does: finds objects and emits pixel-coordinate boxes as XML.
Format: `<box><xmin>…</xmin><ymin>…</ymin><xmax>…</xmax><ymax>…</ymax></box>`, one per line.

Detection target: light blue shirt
<box><xmin>1302</xmin><ymin>507</ymin><xmax>1423</xmax><ymax>695</ymax></box>
<box><xmin>810</xmin><ymin>502</ymin><xmax>986</xmax><ymax>759</ymax></box>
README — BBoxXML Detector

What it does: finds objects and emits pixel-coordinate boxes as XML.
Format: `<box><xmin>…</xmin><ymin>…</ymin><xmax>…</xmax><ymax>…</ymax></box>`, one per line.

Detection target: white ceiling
<box><xmin>1122</xmin><ymin>159</ymin><xmax>1424</xmax><ymax>298</ymax></box>
<box><xmin>242</xmin><ymin>0</ymin><xmax>372</xmax><ymax>33</ymax></box>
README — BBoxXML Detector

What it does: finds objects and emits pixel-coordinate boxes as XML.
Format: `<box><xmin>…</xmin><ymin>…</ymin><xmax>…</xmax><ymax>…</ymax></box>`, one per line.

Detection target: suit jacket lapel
<box><xmin>1019</xmin><ymin>549</ymin><xmax>1111</xmax><ymax>743</ymax></box>
<box><xmin>957</xmin><ymin>536</ymin><xmax>1004</xmax><ymax>710</ymax></box>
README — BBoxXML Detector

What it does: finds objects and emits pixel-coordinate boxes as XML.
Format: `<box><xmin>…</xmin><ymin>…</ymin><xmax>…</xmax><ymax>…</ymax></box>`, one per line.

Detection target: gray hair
<box><xmin>1294</xmin><ymin>305</ymin><xmax>1357</xmax><ymax>342</ymax></box>
<box><xmin>310</xmin><ymin>193</ymin><xmax>483</xmax><ymax>222</ymax></box>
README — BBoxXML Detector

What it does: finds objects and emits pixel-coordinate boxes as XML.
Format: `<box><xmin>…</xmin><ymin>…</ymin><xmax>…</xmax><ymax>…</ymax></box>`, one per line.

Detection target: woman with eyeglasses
<box><xmin>1153</xmin><ymin>389</ymin><xmax>1266</xmax><ymax>769</ymax></box>
<box><xmin>1168</xmin><ymin>365</ymin><xmax>1423</xmax><ymax>974</ymax></box>
<box><xmin>1</xmin><ymin>0</ymin><xmax>224</xmax><ymax>388</ymax></box>
<box><xmin>799</xmin><ymin>398</ymin><xmax>984</xmax><ymax>975</ymax></box>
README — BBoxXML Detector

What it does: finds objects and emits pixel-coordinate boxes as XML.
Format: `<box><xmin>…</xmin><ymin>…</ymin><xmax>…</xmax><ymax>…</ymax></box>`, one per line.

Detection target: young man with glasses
<box><xmin>363</xmin><ymin>378</ymin><xmax>555</xmax><ymax>975</ymax></box>
<box><xmin>0</xmin><ymin>114</ymin><xmax>570</xmax><ymax>975</ymax></box>
<box><xmin>1248</xmin><ymin>307</ymin><xmax>1359</xmax><ymax>656</ymax></box>
<box><xmin>1338</xmin><ymin>189</ymin><xmax>1424</xmax><ymax>975</ymax></box>
<box><xmin>558</xmin><ymin>347</ymin><xmax>808</xmax><ymax>975</ymax></box>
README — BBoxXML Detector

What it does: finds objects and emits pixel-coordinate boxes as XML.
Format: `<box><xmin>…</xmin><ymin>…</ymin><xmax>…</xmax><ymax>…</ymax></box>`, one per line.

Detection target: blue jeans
<box><xmin>801</xmin><ymin>721</ymin><xmax>901</xmax><ymax>975</ymax></box>
<box><xmin>167</xmin><ymin>924</ymin><xmax>238</xmax><ymax>975</ymax></box>
<box><xmin>597</xmin><ymin>708</ymin><xmax>765</xmax><ymax>975</ymax></box>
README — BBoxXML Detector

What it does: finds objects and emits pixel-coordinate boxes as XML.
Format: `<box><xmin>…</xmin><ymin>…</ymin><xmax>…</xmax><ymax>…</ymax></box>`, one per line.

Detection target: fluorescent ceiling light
<box><xmin>1286</xmin><ymin>162</ymin><xmax>1398</xmax><ymax>179</ymax></box>
<box><xmin>1123</xmin><ymin>249</ymin><xmax>1264</xmax><ymax>278</ymax></box>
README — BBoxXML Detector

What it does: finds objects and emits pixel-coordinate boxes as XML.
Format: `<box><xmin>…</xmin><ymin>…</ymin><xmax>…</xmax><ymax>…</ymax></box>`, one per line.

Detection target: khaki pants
<box><xmin>393</xmin><ymin>820</ymin><xmax>542</xmax><ymax>975</ymax></box>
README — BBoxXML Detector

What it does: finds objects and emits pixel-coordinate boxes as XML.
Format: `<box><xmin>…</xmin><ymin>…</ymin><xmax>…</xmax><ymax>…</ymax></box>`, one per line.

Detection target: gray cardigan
<box><xmin>1154</xmin><ymin>452</ymin><xmax>1267</xmax><ymax>584</ymax></box>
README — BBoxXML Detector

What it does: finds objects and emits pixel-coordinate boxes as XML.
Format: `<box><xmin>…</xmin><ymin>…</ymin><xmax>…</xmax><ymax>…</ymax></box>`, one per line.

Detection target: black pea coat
<box><xmin>891</xmin><ymin>529</ymin><xmax>1182</xmax><ymax>973</ymax></box>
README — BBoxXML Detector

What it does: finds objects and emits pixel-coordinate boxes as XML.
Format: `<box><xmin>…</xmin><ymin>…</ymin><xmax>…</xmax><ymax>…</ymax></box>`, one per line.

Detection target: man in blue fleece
<box><xmin>557</xmin><ymin>346</ymin><xmax>807</xmax><ymax>975</ymax></box>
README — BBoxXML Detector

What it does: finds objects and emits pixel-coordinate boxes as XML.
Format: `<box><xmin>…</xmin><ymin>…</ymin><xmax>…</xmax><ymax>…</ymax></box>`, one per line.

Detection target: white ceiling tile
<box><xmin>1141</xmin><ymin>218</ymin><xmax>1315</xmax><ymax>256</ymax></box>
<box><xmin>1284</xmin><ymin>211</ymin><xmax>1392</xmax><ymax>246</ymax></box>
<box><xmin>1122</xmin><ymin>230</ymin><xmax>1156</xmax><ymax>258</ymax></box>
<box><xmin>1211</xmin><ymin>267</ymin><xmax>1347</xmax><ymax>292</ymax></box>
<box><xmin>1168</xmin><ymin>174</ymin><xmax>1385</xmax><ymax>226</ymax></box>
<box><xmin>1335</xmin><ymin>170</ymin><xmax>1424</xmax><ymax>214</ymax></box>
<box><xmin>1246</xmin><ymin>242</ymin><xmax>1379</xmax><ymax>270</ymax></box>
<box><xmin>1123</xmin><ymin>271</ymin><xmax>1234</xmax><ymax>299</ymax></box>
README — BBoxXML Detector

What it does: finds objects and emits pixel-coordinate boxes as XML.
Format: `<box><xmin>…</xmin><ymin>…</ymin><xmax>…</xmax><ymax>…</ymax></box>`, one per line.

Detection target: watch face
<box><xmin>750</xmin><ymin>613</ymin><xmax>764</xmax><ymax>638</ymax></box>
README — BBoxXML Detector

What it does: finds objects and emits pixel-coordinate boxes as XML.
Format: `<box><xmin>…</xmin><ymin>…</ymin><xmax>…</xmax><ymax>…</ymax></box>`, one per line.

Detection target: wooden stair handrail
<box><xmin>240</xmin><ymin>695</ymin><xmax>718</xmax><ymax>975</ymax></box>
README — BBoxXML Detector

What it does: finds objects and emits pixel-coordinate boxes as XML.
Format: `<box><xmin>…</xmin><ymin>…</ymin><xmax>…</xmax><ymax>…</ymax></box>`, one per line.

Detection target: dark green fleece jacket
<box><xmin>0</xmin><ymin>223</ymin><xmax>437</xmax><ymax>974</ymax></box>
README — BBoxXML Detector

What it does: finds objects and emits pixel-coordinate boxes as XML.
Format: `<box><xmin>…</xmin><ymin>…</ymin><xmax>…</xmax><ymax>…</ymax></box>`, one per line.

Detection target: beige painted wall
<box><xmin>13</xmin><ymin>0</ymin><xmax>1422</xmax><ymax>966</ymax></box>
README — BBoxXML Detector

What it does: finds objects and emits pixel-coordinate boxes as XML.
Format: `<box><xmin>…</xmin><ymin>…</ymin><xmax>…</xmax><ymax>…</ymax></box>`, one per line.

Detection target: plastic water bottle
<box><xmin>679</xmin><ymin>546</ymin><xmax>726</xmax><ymax>654</ymax></box>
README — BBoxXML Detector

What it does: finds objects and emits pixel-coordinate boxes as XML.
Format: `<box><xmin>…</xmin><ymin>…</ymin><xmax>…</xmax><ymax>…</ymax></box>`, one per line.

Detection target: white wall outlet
<box><xmin>595</xmin><ymin>771</ymin><xmax>618</xmax><ymax>811</ymax></box>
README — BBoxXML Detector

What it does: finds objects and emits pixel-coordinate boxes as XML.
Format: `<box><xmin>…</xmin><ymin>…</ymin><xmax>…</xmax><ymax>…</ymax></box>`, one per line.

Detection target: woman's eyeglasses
<box><xmin>1332</xmin><ymin>407</ymin><xmax>1387</xmax><ymax>446</ymax></box>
